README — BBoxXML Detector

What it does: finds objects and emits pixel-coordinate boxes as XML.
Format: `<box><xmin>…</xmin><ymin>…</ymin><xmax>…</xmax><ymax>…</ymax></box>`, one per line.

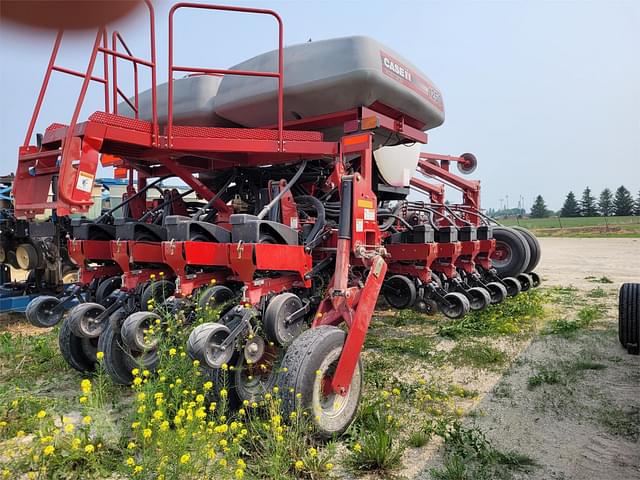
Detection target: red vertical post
<box><xmin>102</xmin><ymin>30</ymin><xmax>110</xmax><ymax>113</ymax></box>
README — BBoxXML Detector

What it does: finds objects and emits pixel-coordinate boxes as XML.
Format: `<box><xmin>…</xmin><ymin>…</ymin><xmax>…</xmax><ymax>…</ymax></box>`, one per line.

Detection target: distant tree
<box><xmin>635</xmin><ymin>190</ymin><xmax>640</xmax><ymax>216</ymax></box>
<box><xmin>579</xmin><ymin>186</ymin><xmax>598</xmax><ymax>217</ymax></box>
<box><xmin>613</xmin><ymin>185</ymin><xmax>634</xmax><ymax>216</ymax></box>
<box><xmin>530</xmin><ymin>195</ymin><xmax>549</xmax><ymax>218</ymax></box>
<box><xmin>560</xmin><ymin>191</ymin><xmax>580</xmax><ymax>217</ymax></box>
<box><xmin>598</xmin><ymin>188</ymin><xmax>613</xmax><ymax>216</ymax></box>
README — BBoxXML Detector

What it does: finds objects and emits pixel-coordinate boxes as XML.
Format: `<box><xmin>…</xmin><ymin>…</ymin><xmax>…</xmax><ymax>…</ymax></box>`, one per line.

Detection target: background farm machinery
<box><xmin>12</xmin><ymin>1</ymin><xmax>540</xmax><ymax>437</ymax></box>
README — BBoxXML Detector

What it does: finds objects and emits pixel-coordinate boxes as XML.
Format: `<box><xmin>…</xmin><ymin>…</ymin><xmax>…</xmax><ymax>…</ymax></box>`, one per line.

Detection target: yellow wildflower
<box><xmin>82</xmin><ymin>415</ymin><xmax>92</xmax><ymax>425</ymax></box>
<box><xmin>96</xmin><ymin>351</ymin><xmax>104</xmax><ymax>360</ymax></box>
<box><xmin>169</xmin><ymin>348</ymin><xmax>177</xmax><ymax>356</ymax></box>
<box><xmin>43</xmin><ymin>445</ymin><xmax>55</xmax><ymax>456</ymax></box>
<box><xmin>36</xmin><ymin>410</ymin><xmax>46</xmax><ymax>419</ymax></box>
<box><xmin>79</xmin><ymin>396</ymin><xmax>88</xmax><ymax>404</ymax></box>
<box><xmin>234</xmin><ymin>469</ymin><xmax>244</xmax><ymax>479</ymax></box>
<box><xmin>143</xmin><ymin>428</ymin><xmax>152</xmax><ymax>439</ymax></box>
<box><xmin>84</xmin><ymin>444</ymin><xmax>95</xmax><ymax>454</ymax></box>
<box><xmin>295</xmin><ymin>460</ymin><xmax>304</xmax><ymax>470</ymax></box>
<box><xmin>64</xmin><ymin>423</ymin><xmax>74</xmax><ymax>433</ymax></box>
<box><xmin>179</xmin><ymin>453</ymin><xmax>190</xmax><ymax>464</ymax></box>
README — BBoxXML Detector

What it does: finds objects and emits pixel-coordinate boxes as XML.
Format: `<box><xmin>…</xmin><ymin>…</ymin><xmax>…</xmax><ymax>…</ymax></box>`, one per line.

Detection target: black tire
<box><xmin>95</xmin><ymin>276</ymin><xmax>122</xmax><ymax>306</ymax></box>
<box><xmin>502</xmin><ymin>277</ymin><xmax>522</xmax><ymax>297</ymax></box>
<box><xmin>187</xmin><ymin>323</ymin><xmax>234</xmax><ymax>369</ymax></box>
<box><xmin>415</xmin><ymin>298</ymin><xmax>439</xmax><ymax>315</ymax></box>
<box><xmin>530</xmin><ymin>272</ymin><xmax>541</xmax><ymax>287</ymax></box>
<box><xmin>264</xmin><ymin>292</ymin><xmax>306</xmax><ymax>346</ymax></box>
<box><xmin>517</xmin><ymin>273</ymin><xmax>532</xmax><ymax>292</ymax></box>
<box><xmin>280</xmin><ymin>326</ymin><xmax>363</xmax><ymax>439</ymax></box>
<box><xmin>486</xmin><ymin>282</ymin><xmax>508</xmax><ymax>304</ymax></box>
<box><xmin>441</xmin><ymin>292</ymin><xmax>470</xmax><ymax>319</ymax></box>
<box><xmin>16</xmin><ymin>243</ymin><xmax>39</xmax><ymax>270</ymax></box>
<box><xmin>512</xmin><ymin>226</ymin><xmax>541</xmax><ymax>273</ymax></box>
<box><xmin>26</xmin><ymin>295</ymin><xmax>64</xmax><ymax>328</ymax></box>
<box><xmin>382</xmin><ymin>275</ymin><xmax>417</xmax><ymax>309</ymax></box>
<box><xmin>121</xmin><ymin>311</ymin><xmax>162</xmax><ymax>351</ymax></box>
<box><xmin>467</xmin><ymin>287</ymin><xmax>491</xmax><ymax>311</ymax></box>
<box><xmin>98</xmin><ymin>322</ymin><xmax>159</xmax><ymax>385</ymax></box>
<box><xmin>59</xmin><ymin>316</ymin><xmax>97</xmax><ymax>373</ymax></box>
<box><xmin>491</xmin><ymin>227</ymin><xmax>531</xmax><ymax>278</ymax></box>
<box><xmin>68</xmin><ymin>302</ymin><xmax>108</xmax><ymax>338</ymax></box>
<box><xmin>619</xmin><ymin>283</ymin><xmax>639</xmax><ymax>355</ymax></box>
<box><xmin>140</xmin><ymin>280</ymin><xmax>176</xmax><ymax>309</ymax></box>
<box><xmin>198</xmin><ymin>285</ymin><xmax>235</xmax><ymax>311</ymax></box>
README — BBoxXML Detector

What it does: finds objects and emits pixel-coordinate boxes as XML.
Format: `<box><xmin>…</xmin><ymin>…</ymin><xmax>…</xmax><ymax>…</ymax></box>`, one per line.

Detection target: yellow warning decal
<box><xmin>357</xmin><ymin>199</ymin><xmax>374</xmax><ymax>208</ymax></box>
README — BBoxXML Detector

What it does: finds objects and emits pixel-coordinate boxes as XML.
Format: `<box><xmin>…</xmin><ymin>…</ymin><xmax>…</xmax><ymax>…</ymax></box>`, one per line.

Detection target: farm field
<box><xmin>500</xmin><ymin>216</ymin><xmax>640</xmax><ymax>238</ymax></box>
<box><xmin>0</xmin><ymin>238</ymin><xmax>639</xmax><ymax>479</ymax></box>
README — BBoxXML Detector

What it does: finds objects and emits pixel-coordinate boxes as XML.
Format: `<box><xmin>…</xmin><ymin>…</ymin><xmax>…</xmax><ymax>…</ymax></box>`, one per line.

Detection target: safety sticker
<box><xmin>364</xmin><ymin>208</ymin><xmax>375</xmax><ymax>221</ymax></box>
<box><xmin>356</xmin><ymin>219</ymin><xmax>364</xmax><ymax>232</ymax></box>
<box><xmin>75</xmin><ymin>171</ymin><xmax>95</xmax><ymax>193</ymax></box>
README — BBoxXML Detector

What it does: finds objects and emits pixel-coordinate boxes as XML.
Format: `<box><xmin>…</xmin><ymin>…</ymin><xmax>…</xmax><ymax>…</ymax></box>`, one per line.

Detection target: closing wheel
<box><xmin>141</xmin><ymin>280</ymin><xmax>176</xmax><ymax>309</ymax></box>
<box><xmin>491</xmin><ymin>227</ymin><xmax>531</xmax><ymax>278</ymax></box>
<box><xmin>529</xmin><ymin>272</ymin><xmax>541</xmax><ymax>288</ymax></box>
<box><xmin>121</xmin><ymin>311</ymin><xmax>162</xmax><ymax>351</ymax></box>
<box><xmin>187</xmin><ymin>322</ymin><xmax>234</xmax><ymax>369</ymax></box>
<box><xmin>98</xmin><ymin>320</ymin><xmax>159</xmax><ymax>385</ymax></box>
<box><xmin>517</xmin><ymin>273</ymin><xmax>532</xmax><ymax>292</ymax></box>
<box><xmin>16</xmin><ymin>243</ymin><xmax>40</xmax><ymax>270</ymax></box>
<box><xmin>512</xmin><ymin>226</ymin><xmax>541</xmax><ymax>273</ymax></box>
<box><xmin>415</xmin><ymin>298</ymin><xmax>439</xmax><ymax>315</ymax></box>
<box><xmin>618</xmin><ymin>283</ymin><xmax>639</xmax><ymax>355</ymax></box>
<box><xmin>25</xmin><ymin>295</ymin><xmax>64</xmax><ymax>328</ymax></box>
<box><xmin>59</xmin><ymin>315</ymin><xmax>97</xmax><ymax>372</ymax></box>
<box><xmin>467</xmin><ymin>286</ymin><xmax>491</xmax><ymax>311</ymax></box>
<box><xmin>441</xmin><ymin>292</ymin><xmax>471</xmax><ymax>319</ymax></box>
<box><xmin>264</xmin><ymin>293</ymin><xmax>306</xmax><ymax>346</ymax></box>
<box><xmin>486</xmin><ymin>282</ymin><xmax>508</xmax><ymax>304</ymax></box>
<box><xmin>382</xmin><ymin>275</ymin><xmax>417</xmax><ymax>309</ymax></box>
<box><xmin>198</xmin><ymin>285</ymin><xmax>234</xmax><ymax>311</ymax></box>
<box><xmin>280</xmin><ymin>326</ymin><xmax>363</xmax><ymax>439</ymax></box>
<box><xmin>95</xmin><ymin>276</ymin><xmax>122</xmax><ymax>306</ymax></box>
<box><xmin>68</xmin><ymin>302</ymin><xmax>107</xmax><ymax>338</ymax></box>
<box><xmin>502</xmin><ymin>277</ymin><xmax>522</xmax><ymax>297</ymax></box>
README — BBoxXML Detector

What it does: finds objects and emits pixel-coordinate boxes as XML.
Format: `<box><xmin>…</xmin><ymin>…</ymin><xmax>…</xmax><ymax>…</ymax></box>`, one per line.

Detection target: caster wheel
<box><xmin>68</xmin><ymin>302</ymin><xmax>108</xmax><ymax>338</ymax></box>
<box><xmin>26</xmin><ymin>296</ymin><xmax>64</xmax><ymax>328</ymax></box>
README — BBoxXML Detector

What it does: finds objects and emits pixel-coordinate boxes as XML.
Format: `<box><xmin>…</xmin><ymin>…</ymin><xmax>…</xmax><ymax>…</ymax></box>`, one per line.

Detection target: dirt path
<box><xmin>416</xmin><ymin>237</ymin><xmax>640</xmax><ymax>480</ymax></box>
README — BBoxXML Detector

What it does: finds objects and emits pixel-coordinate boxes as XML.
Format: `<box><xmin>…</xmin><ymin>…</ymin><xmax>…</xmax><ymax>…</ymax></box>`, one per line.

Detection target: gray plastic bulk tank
<box><xmin>118</xmin><ymin>74</ymin><xmax>234</xmax><ymax>127</ymax></box>
<box><xmin>214</xmin><ymin>36</ymin><xmax>445</xmax><ymax>131</ymax></box>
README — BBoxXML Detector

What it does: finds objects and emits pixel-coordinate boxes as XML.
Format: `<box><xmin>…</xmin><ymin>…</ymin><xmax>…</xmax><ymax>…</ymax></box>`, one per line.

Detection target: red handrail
<box><xmin>167</xmin><ymin>3</ymin><xmax>284</xmax><ymax>149</ymax></box>
<box><xmin>22</xmin><ymin>0</ymin><xmax>157</xmax><ymax>149</ymax></box>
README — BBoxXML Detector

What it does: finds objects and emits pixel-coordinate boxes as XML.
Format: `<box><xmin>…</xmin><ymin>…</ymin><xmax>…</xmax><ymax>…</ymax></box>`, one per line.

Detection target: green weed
<box><xmin>448</xmin><ymin>342</ymin><xmax>507</xmax><ymax>370</ymax></box>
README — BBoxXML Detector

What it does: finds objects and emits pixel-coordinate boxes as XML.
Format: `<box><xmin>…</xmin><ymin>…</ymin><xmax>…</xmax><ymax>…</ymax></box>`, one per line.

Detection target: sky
<box><xmin>0</xmin><ymin>0</ymin><xmax>639</xmax><ymax>212</ymax></box>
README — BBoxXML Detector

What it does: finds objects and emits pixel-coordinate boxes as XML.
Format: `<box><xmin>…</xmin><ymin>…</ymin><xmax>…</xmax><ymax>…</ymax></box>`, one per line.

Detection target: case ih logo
<box><xmin>380</xmin><ymin>51</ymin><xmax>444</xmax><ymax>112</ymax></box>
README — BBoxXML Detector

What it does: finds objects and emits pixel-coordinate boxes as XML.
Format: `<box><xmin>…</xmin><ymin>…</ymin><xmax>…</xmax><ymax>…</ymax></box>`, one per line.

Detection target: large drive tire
<box><xmin>619</xmin><ymin>283</ymin><xmax>639</xmax><ymax>355</ymax></box>
<box><xmin>280</xmin><ymin>326</ymin><xmax>363</xmax><ymax>439</ymax></box>
<box><xmin>512</xmin><ymin>226</ymin><xmax>541</xmax><ymax>273</ymax></box>
<box><xmin>26</xmin><ymin>296</ymin><xmax>64</xmax><ymax>328</ymax></box>
<box><xmin>59</xmin><ymin>316</ymin><xmax>97</xmax><ymax>373</ymax></box>
<box><xmin>491</xmin><ymin>227</ymin><xmax>531</xmax><ymax>278</ymax></box>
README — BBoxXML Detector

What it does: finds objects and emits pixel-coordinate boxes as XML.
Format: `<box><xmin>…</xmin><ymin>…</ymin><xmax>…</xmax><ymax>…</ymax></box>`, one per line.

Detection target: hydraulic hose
<box><xmin>294</xmin><ymin>195</ymin><xmax>326</xmax><ymax>246</ymax></box>
<box><xmin>95</xmin><ymin>175</ymin><xmax>170</xmax><ymax>224</ymax></box>
<box><xmin>256</xmin><ymin>160</ymin><xmax>307</xmax><ymax>220</ymax></box>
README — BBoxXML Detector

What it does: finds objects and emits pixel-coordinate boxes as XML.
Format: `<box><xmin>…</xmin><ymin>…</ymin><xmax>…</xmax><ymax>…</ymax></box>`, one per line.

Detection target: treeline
<box><xmin>530</xmin><ymin>186</ymin><xmax>640</xmax><ymax>218</ymax></box>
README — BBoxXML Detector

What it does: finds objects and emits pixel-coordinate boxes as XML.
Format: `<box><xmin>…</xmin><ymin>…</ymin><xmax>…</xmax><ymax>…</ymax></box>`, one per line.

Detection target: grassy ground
<box><xmin>0</xmin><ymin>283</ymin><xmax>624</xmax><ymax>480</ymax></box>
<box><xmin>500</xmin><ymin>215</ymin><xmax>640</xmax><ymax>237</ymax></box>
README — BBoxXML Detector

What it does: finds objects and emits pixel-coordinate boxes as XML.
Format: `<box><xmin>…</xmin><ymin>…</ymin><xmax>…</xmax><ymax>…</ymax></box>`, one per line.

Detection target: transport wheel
<box><xmin>26</xmin><ymin>296</ymin><xmax>64</xmax><ymax>328</ymax></box>
<box><xmin>512</xmin><ymin>226</ymin><xmax>541</xmax><ymax>273</ymax></box>
<box><xmin>141</xmin><ymin>280</ymin><xmax>176</xmax><ymax>309</ymax></box>
<box><xmin>95</xmin><ymin>276</ymin><xmax>122</xmax><ymax>306</ymax></box>
<box><xmin>467</xmin><ymin>286</ymin><xmax>491</xmax><ymax>311</ymax></box>
<box><xmin>502</xmin><ymin>277</ymin><xmax>522</xmax><ymax>297</ymax></box>
<box><xmin>619</xmin><ymin>283</ymin><xmax>639</xmax><ymax>355</ymax></box>
<box><xmin>121</xmin><ymin>311</ymin><xmax>162</xmax><ymax>351</ymax></box>
<box><xmin>198</xmin><ymin>285</ymin><xmax>235</xmax><ymax>311</ymax></box>
<box><xmin>98</xmin><ymin>319</ymin><xmax>159</xmax><ymax>385</ymax></box>
<box><xmin>264</xmin><ymin>293</ymin><xmax>306</xmax><ymax>346</ymax></box>
<box><xmin>529</xmin><ymin>272</ymin><xmax>541</xmax><ymax>288</ymax></box>
<box><xmin>16</xmin><ymin>243</ymin><xmax>39</xmax><ymax>270</ymax></box>
<box><xmin>486</xmin><ymin>282</ymin><xmax>508</xmax><ymax>304</ymax></box>
<box><xmin>187</xmin><ymin>323</ymin><xmax>234</xmax><ymax>369</ymax></box>
<box><xmin>280</xmin><ymin>326</ymin><xmax>362</xmax><ymax>439</ymax></box>
<box><xmin>68</xmin><ymin>302</ymin><xmax>108</xmax><ymax>338</ymax></box>
<box><xmin>517</xmin><ymin>273</ymin><xmax>532</xmax><ymax>292</ymax></box>
<box><xmin>59</xmin><ymin>315</ymin><xmax>97</xmax><ymax>373</ymax></box>
<box><xmin>382</xmin><ymin>275</ymin><xmax>417</xmax><ymax>309</ymax></box>
<box><xmin>441</xmin><ymin>292</ymin><xmax>471</xmax><ymax>319</ymax></box>
<box><xmin>491</xmin><ymin>227</ymin><xmax>531</xmax><ymax>278</ymax></box>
